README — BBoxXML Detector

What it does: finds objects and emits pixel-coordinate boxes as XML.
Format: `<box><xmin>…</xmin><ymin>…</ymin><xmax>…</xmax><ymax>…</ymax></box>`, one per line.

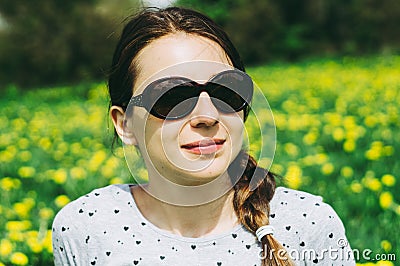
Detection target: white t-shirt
<box><xmin>52</xmin><ymin>184</ymin><xmax>355</xmax><ymax>265</ymax></box>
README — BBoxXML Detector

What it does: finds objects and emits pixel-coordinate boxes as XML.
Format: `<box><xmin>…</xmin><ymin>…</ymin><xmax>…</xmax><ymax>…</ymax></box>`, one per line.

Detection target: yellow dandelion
<box><xmin>106</xmin><ymin>156</ymin><xmax>120</xmax><ymax>168</ymax></box>
<box><xmin>43</xmin><ymin>230</ymin><xmax>53</xmax><ymax>253</ymax></box>
<box><xmin>13</xmin><ymin>202</ymin><xmax>33</xmax><ymax>219</ymax></box>
<box><xmin>0</xmin><ymin>149</ymin><xmax>15</xmax><ymax>163</ymax></box>
<box><xmin>283</xmin><ymin>143</ymin><xmax>299</xmax><ymax>157</ymax></box>
<box><xmin>365</xmin><ymin>149</ymin><xmax>380</xmax><ymax>160</ymax></box>
<box><xmin>379</xmin><ymin>192</ymin><xmax>393</xmax><ymax>209</ymax></box>
<box><xmin>136</xmin><ymin>168</ymin><xmax>148</xmax><ymax>181</ymax></box>
<box><xmin>364</xmin><ymin>115</ymin><xmax>378</xmax><ymax>127</ymax></box>
<box><xmin>18</xmin><ymin>138</ymin><xmax>30</xmax><ymax>149</ymax></box>
<box><xmin>321</xmin><ymin>163</ymin><xmax>334</xmax><ymax>175</ymax></box>
<box><xmin>343</xmin><ymin>140</ymin><xmax>356</xmax><ymax>152</ymax></box>
<box><xmin>381</xmin><ymin>174</ymin><xmax>396</xmax><ymax>187</ymax></box>
<box><xmin>89</xmin><ymin>150</ymin><xmax>107</xmax><ymax>172</ymax></box>
<box><xmin>39</xmin><ymin>207</ymin><xmax>54</xmax><ymax>220</ymax></box>
<box><xmin>357</xmin><ymin>263</ymin><xmax>375</xmax><ymax>266</ymax></box>
<box><xmin>57</xmin><ymin>141</ymin><xmax>69</xmax><ymax>153</ymax></box>
<box><xmin>4</xmin><ymin>145</ymin><xmax>18</xmax><ymax>162</ymax></box>
<box><xmin>55</xmin><ymin>195</ymin><xmax>70</xmax><ymax>208</ymax></box>
<box><xmin>0</xmin><ymin>239</ymin><xmax>13</xmax><ymax>257</ymax></box>
<box><xmin>6</xmin><ymin>220</ymin><xmax>32</xmax><ymax>231</ymax></box>
<box><xmin>343</xmin><ymin>116</ymin><xmax>356</xmax><ymax>130</ymax></box>
<box><xmin>300</xmin><ymin>155</ymin><xmax>314</xmax><ymax>166</ymax></box>
<box><xmin>18</xmin><ymin>166</ymin><xmax>36</xmax><ymax>178</ymax></box>
<box><xmin>285</xmin><ymin>164</ymin><xmax>302</xmax><ymax>189</ymax></box>
<box><xmin>10</xmin><ymin>252</ymin><xmax>29</xmax><ymax>266</ymax></box>
<box><xmin>315</xmin><ymin>153</ymin><xmax>328</xmax><ymax>164</ymax></box>
<box><xmin>101</xmin><ymin>165</ymin><xmax>115</xmax><ymax>179</ymax></box>
<box><xmin>26</xmin><ymin>230</ymin><xmax>38</xmax><ymax>238</ymax></box>
<box><xmin>376</xmin><ymin>261</ymin><xmax>394</xmax><ymax>266</ymax></box>
<box><xmin>52</xmin><ymin>169</ymin><xmax>68</xmax><ymax>184</ymax></box>
<box><xmin>257</xmin><ymin>157</ymin><xmax>273</xmax><ymax>170</ymax></box>
<box><xmin>27</xmin><ymin>236</ymin><xmax>43</xmax><ymax>253</ymax></box>
<box><xmin>70</xmin><ymin>167</ymin><xmax>87</xmax><ymax>180</ymax></box>
<box><xmin>383</xmin><ymin>146</ymin><xmax>394</xmax><ymax>156</ymax></box>
<box><xmin>381</xmin><ymin>128</ymin><xmax>392</xmax><ymax>141</ymax></box>
<box><xmin>70</xmin><ymin>142</ymin><xmax>83</xmax><ymax>155</ymax></box>
<box><xmin>53</xmin><ymin>150</ymin><xmax>65</xmax><ymax>161</ymax></box>
<box><xmin>23</xmin><ymin>197</ymin><xmax>36</xmax><ymax>208</ymax></box>
<box><xmin>38</xmin><ymin>137</ymin><xmax>52</xmax><ymax>151</ymax></box>
<box><xmin>109</xmin><ymin>177</ymin><xmax>124</xmax><ymax>184</ymax></box>
<box><xmin>365</xmin><ymin>141</ymin><xmax>384</xmax><ymax>161</ymax></box>
<box><xmin>8</xmin><ymin>231</ymin><xmax>24</xmax><ymax>242</ymax></box>
<box><xmin>303</xmin><ymin>131</ymin><xmax>318</xmax><ymax>145</ymax></box>
<box><xmin>350</xmin><ymin>182</ymin><xmax>363</xmax><ymax>193</ymax></box>
<box><xmin>380</xmin><ymin>240</ymin><xmax>392</xmax><ymax>252</ymax></box>
<box><xmin>325</xmin><ymin>113</ymin><xmax>342</xmax><ymax>127</ymax></box>
<box><xmin>270</xmin><ymin>163</ymin><xmax>284</xmax><ymax>175</ymax></box>
<box><xmin>0</xmin><ymin>177</ymin><xmax>21</xmax><ymax>191</ymax></box>
<box><xmin>364</xmin><ymin>177</ymin><xmax>382</xmax><ymax>192</ymax></box>
<box><xmin>18</xmin><ymin>150</ymin><xmax>32</xmax><ymax>162</ymax></box>
<box><xmin>340</xmin><ymin>166</ymin><xmax>354</xmax><ymax>178</ymax></box>
<box><xmin>12</xmin><ymin>118</ymin><xmax>27</xmax><ymax>131</ymax></box>
<box><xmin>332</xmin><ymin>127</ymin><xmax>345</xmax><ymax>142</ymax></box>
<box><xmin>114</xmin><ymin>147</ymin><xmax>125</xmax><ymax>158</ymax></box>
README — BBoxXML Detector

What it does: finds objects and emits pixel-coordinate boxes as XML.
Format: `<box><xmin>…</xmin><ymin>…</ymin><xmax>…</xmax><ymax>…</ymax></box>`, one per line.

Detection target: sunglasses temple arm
<box><xmin>129</xmin><ymin>94</ymin><xmax>145</xmax><ymax>107</ymax></box>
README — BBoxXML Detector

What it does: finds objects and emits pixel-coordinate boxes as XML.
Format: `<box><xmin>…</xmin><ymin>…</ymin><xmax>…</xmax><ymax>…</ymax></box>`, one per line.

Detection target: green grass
<box><xmin>1</xmin><ymin>56</ymin><xmax>399</xmax><ymax>265</ymax></box>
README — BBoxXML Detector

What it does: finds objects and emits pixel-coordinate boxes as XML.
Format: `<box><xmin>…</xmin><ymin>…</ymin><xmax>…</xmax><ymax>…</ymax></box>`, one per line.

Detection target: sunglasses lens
<box><xmin>209</xmin><ymin>71</ymin><xmax>253</xmax><ymax>113</ymax></box>
<box><xmin>152</xmin><ymin>83</ymin><xmax>197</xmax><ymax>119</ymax></box>
<box><xmin>143</xmin><ymin>70</ymin><xmax>253</xmax><ymax>119</ymax></box>
<box><xmin>208</xmin><ymin>84</ymin><xmax>247</xmax><ymax>113</ymax></box>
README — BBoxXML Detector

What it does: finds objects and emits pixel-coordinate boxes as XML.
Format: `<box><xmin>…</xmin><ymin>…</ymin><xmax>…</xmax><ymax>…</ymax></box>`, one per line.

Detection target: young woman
<box><xmin>52</xmin><ymin>7</ymin><xmax>355</xmax><ymax>266</ymax></box>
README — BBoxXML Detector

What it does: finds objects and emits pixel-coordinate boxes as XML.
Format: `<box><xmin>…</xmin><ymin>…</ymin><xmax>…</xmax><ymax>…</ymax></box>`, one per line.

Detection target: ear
<box><xmin>110</xmin><ymin>106</ymin><xmax>138</xmax><ymax>146</ymax></box>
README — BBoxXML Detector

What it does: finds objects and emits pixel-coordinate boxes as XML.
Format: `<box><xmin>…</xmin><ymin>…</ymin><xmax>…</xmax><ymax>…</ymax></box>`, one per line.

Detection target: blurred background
<box><xmin>0</xmin><ymin>0</ymin><xmax>399</xmax><ymax>88</ymax></box>
<box><xmin>0</xmin><ymin>0</ymin><xmax>399</xmax><ymax>265</ymax></box>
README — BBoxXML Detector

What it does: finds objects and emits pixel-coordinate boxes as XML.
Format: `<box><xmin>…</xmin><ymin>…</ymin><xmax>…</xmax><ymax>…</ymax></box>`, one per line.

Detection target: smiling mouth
<box><xmin>181</xmin><ymin>138</ymin><xmax>226</xmax><ymax>155</ymax></box>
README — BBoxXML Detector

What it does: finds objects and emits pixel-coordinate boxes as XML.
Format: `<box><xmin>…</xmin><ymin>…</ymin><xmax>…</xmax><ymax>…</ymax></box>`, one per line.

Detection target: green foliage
<box><xmin>0</xmin><ymin>0</ymin><xmax>139</xmax><ymax>88</ymax></box>
<box><xmin>0</xmin><ymin>56</ymin><xmax>399</xmax><ymax>265</ymax></box>
<box><xmin>177</xmin><ymin>0</ymin><xmax>400</xmax><ymax>64</ymax></box>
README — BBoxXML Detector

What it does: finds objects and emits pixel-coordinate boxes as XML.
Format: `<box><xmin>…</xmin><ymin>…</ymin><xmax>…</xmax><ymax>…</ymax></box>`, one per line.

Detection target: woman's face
<box><xmin>125</xmin><ymin>33</ymin><xmax>245</xmax><ymax>186</ymax></box>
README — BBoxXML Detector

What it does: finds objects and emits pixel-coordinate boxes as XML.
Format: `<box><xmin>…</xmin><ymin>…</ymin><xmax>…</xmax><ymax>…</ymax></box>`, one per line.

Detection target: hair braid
<box><xmin>228</xmin><ymin>150</ymin><xmax>294</xmax><ymax>266</ymax></box>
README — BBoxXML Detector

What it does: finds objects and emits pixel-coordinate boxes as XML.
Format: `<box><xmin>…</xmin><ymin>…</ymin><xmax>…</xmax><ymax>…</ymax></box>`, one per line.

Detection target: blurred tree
<box><xmin>0</xmin><ymin>0</ymin><xmax>139</xmax><ymax>88</ymax></box>
<box><xmin>177</xmin><ymin>0</ymin><xmax>400</xmax><ymax>64</ymax></box>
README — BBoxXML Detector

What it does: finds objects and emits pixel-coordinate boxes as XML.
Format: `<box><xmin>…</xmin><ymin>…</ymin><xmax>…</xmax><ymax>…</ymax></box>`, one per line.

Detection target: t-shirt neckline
<box><xmin>119</xmin><ymin>183</ymin><xmax>246</xmax><ymax>244</ymax></box>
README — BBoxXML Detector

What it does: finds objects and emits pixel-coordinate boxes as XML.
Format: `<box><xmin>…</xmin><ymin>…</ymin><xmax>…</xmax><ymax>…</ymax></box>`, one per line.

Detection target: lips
<box><xmin>181</xmin><ymin>138</ymin><xmax>226</xmax><ymax>155</ymax></box>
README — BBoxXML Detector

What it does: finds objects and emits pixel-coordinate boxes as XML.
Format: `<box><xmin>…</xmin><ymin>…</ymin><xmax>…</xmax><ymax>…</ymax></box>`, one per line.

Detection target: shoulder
<box><xmin>52</xmin><ymin>184</ymin><xmax>133</xmax><ymax>265</ymax></box>
<box><xmin>271</xmin><ymin>186</ymin><xmax>323</xmax><ymax>207</ymax></box>
<box><xmin>270</xmin><ymin>186</ymin><xmax>345</xmax><ymax>232</ymax></box>
<box><xmin>53</xmin><ymin>184</ymin><xmax>131</xmax><ymax>226</ymax></box>
<box><xmin>270</xmin><ymin>187</ymin><xmax>355</xmax><ymax>264</ymax></box>
<box><xmin>52</xmin><ymin>184</ymin><xmax>133</xmax><ymax>240</ymax></box>
<box><xmin>54</xmin><ymin>184</ymin><xmax>128</xmax><ymax>220</ymax></box>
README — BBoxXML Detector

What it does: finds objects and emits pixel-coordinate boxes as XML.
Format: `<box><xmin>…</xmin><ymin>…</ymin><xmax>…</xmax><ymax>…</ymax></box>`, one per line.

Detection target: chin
<box><xmin>177</xmin><ymin>163</ymin><xmax>231</xmax><ymax>185</ymax></box>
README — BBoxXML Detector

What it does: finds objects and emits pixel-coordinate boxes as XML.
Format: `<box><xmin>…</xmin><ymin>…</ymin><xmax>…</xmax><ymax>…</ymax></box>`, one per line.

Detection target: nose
<box><xmin>189</xmin><ymin>92</ymin><xmax>219</xmax><ymax>128</ymax></box>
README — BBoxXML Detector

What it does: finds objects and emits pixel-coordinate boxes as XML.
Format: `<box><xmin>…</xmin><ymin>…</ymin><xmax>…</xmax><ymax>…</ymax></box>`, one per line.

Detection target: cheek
<box><xmin>143</xmin><ymin>119</ymin><xmax>182</xmax><ymax>153</ymax></box>
<box><xmin>226</xmin><ymin>115</ymin><xmax>245</xmax><ymax>140</ymax></box>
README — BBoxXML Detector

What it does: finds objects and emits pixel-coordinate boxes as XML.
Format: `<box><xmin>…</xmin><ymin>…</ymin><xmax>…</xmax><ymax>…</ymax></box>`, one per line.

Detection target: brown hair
<box><xmin>108</xmin><ymin>7</ymin><xmax>293</xmax><ymax>266</ymax></box>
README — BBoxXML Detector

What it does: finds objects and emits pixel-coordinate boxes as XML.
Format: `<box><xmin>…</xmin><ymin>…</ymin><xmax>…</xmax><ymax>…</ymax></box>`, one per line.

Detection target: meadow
<box><xmin>0</xmin><ymin>56</ymin><xmax>399</xmax><ymax>265</ymax></box>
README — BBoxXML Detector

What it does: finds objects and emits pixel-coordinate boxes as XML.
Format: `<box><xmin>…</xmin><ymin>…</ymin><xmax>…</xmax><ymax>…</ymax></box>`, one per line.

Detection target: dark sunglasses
<box><xmin>128</xmin><ymin>69</ymin><xmax>253</xmax><ymax>120</ymax></box>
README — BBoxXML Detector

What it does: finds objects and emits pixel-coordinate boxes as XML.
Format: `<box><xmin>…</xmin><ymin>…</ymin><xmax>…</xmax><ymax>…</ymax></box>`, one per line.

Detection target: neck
<box><xmin>131</xmin><ymin>184</ymin><xmax>238</xmax><ymax>238</ymax></box>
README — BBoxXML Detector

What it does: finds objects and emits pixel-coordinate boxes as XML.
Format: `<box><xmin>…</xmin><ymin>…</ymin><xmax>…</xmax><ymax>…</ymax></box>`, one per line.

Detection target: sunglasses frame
<box><xmin>128</xmin><ymin>69</ymin><xmax>253</xmax><ymax>120</ymax></box>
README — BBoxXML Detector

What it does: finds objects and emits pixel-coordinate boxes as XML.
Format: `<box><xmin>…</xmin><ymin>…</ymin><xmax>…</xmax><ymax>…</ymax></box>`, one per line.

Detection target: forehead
<box><xmin>133</xmin><ymin>33</ymin><xmax>233</xmax><ymax>93</ymax></box>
